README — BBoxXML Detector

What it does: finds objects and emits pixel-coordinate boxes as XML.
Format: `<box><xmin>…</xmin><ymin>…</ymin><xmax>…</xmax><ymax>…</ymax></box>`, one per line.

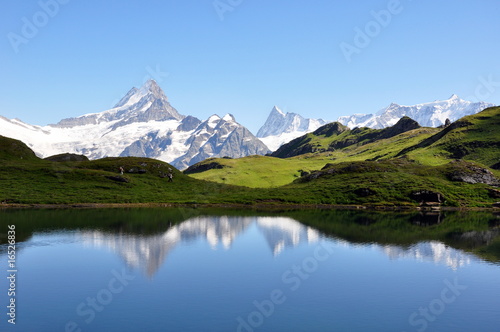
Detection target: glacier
<box><xmin>0</xmin><ymin>80</ymin><xmax>269</xmax><ymax>169</ymax></box>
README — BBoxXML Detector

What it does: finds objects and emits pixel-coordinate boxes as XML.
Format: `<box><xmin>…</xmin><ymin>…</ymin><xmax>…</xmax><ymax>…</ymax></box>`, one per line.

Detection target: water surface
<box><xmin>0</xmin><ymin>209</ymin><xmax>499</xmax><ymax>331</ymax></box>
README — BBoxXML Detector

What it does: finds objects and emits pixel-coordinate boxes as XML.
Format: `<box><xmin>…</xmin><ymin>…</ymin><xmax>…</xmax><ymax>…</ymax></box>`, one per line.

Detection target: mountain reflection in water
<box><xmin>79</xmin><ymin>216</ymin><xmax>474</xmax><ymax>277</ymax></box>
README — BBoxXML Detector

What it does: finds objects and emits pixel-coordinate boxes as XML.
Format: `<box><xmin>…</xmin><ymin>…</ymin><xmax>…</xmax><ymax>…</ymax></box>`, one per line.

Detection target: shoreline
<box><xmin>1</xmin><ymin>202</ymin><xmax>498</xmax><ymax>212</ymax></box>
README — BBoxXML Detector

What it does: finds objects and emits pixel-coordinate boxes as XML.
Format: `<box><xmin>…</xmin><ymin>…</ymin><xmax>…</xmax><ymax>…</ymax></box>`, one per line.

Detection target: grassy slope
<box><xmin>404</xmin><ymin>106</ymin><xmax>500</xmax><ymax>167</ymax></box>
<box><xmin>0</xmin><ymin>149</ymin><xmax>257</xmax><ymax>204</ymax></box>
<box><xmin>188</xmin><ymin>155</ymin><xmax>333</xmax><ymax>188</ymax></box>
<box><xmin>281</xmin><ymin>159</ymin><xmax>497</xmax><ymax>207</ymax></box>
<box><xmin>189</xmin><ymin>107</ymin><xmax>500</xmax><ymax>189</ymax></box>
<box><xmin>2</xmin><ymin>104</ymin><xmax>500</xmax><ymax>208</ymax></box>
<box><xmin>189</xmin><ymin>127</ymin><xmax>439</xmax><ymax>187</ymax></box>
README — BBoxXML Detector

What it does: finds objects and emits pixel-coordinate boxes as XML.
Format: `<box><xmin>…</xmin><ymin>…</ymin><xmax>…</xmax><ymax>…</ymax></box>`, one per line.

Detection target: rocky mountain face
<box><xmin>337</xmin><ymin>94</ymin><xmax>494</xmax><ymax>129</ymax></box>
<box><xmin>54</xmin><ymin>80</ymin><xmax>184</xmax><ymax>128</ymax></box>
<box><xmin>0</xmin><ymin>80</ymin><xmax>269</xmax><ymax>169</ymax></box>
<box><xmin>257</xmin><ymin>106</ymin><xmax>327</xmax><ymax>151</ymax></box>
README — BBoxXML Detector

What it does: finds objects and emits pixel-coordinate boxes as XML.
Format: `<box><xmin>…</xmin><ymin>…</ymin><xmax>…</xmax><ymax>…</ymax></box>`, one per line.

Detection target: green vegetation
<box><xmin>0</xmin><ymin>146</ymin><xmax>253</xmax><ymax>205</ymax></box>
<box><xmin>1</xmin><ymin>107</ymin><xmax>499</xmax><ymax>207</ymax></box>
<box><xmin>403</xmin><ymin>106</ymin><xmax>500</xmax><ymax>167</ymax></box>
<box><xmin>186</xmin><ymin>155</ymin><xmax>332</xmax><ymax>188</ymax></box>
<box><xmin>188</xmin><ymin>107</ymin><xmax>500</xmax><ymax>207</ymax></box>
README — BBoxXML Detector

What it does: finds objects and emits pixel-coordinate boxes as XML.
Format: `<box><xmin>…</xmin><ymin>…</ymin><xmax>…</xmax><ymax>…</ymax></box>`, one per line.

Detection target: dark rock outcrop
<box><xmin>377</xmin><ymin>116</ymin><xmax>421</xmax><ymax>140</ymax></box>
<box><xmin>184</xmin><ymin>161</ymin><xmax>227</xmax><ymax>174</ymax></box>
<box><xmin>105</xmin><ymin>176</ymin><xmax>129</xmax><ymax>183</ymax></box>
<box><xmin>409</xmin><ymin>190</ymin><xmax>442</xmax><ymax>203</ymax></box>
<box><xmin>354</xmin><ymin>188</ymin><xmax>377</xmax><ymax>197</ymax></box>
<box><xmin>491</xmin><ymin>161</ymin><xmax>500</xmax><ymax>170</ymax></box>
<box><xmin>312</xmin><ymin>122</ymin><xmax>348</xmax><ymax>137</ymax></box>
<box><xmin>447</xmin><ymin>161</ymin><xmax>500</xmax><ymax>186</ymax></box>
<box><xmin>45</xmin><ymin>153</ymin><xmax>89</xmax><ymax>162</ymax></box>
<box><xmin>127</xmin><ymin>167</ymin><xmax>147</xmax><ymax>174</ymax></box>
<box><xmin>488</xmin><ymin>188</ymin><xmax>500</xmax><ymax>199</ymax></box>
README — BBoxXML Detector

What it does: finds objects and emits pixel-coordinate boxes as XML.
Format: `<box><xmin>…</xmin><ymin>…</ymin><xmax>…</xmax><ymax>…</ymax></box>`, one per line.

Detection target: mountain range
<box><xmin>1</xmin><ymin>105</ymin><xmax>499</xmax><ymax>207</ymax></box>
<box><xmin>336</xmin><ymin>94</ymin><xmax>493</xmax><ymax>129</ymax></box>
<box><xmin>0</xmin><ymin>80</ymin><xmax>269</xmax><ymax>169</ymax></box>
<box><xmin>0</xmin><ymin>80</ymin><xmax>495</xmax><ymax>169</ymax></box>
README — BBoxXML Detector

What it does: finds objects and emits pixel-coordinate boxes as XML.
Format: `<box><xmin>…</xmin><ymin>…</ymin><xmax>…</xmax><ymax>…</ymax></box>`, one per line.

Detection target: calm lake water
<box><xmin>0</xmin><ymin>208</ymin><xmax>499</xmax><ymax>332</ymax></box>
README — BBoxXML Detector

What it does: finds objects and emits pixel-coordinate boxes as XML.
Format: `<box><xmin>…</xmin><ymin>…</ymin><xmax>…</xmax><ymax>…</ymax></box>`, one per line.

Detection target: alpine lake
<box><xmin>1</xmin><ymin>208</ymin><xmax>499</xmax><ymax>332</ymax></box>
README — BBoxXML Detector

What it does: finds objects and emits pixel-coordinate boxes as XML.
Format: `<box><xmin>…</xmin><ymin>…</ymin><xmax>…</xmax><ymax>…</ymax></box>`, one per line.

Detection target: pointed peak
<box><xmin>205</xmin><ymin>114</ymin><xmax>222</xmax><ymax>129</ymax></box>
<box><xmin>139</xmin><ymin>79</ymin><xmax>166</xmax><ymax>100</ymax></box>
<box><xmin>222</xmin><ymin>113</ymin><xmax>236</xmax><ymax>122</ymax></box>
<box><xmin>271</xmin><ymin>106</ymin><xmax>285</xmax><ymax>116</ymax></box>
<box><xmin>208</xmin><ymin>114</ymin><xmax>221</xmax><ymax>120</ymax></box>
<box><xmin>142</xmin><ymin>79</ymin><xmax>158</xmax><ymax>88</ymax></box>
<box><xmin>448</xmin><ymin>94</ymin><xmax>460</xmax><ymax>100</ymax></box>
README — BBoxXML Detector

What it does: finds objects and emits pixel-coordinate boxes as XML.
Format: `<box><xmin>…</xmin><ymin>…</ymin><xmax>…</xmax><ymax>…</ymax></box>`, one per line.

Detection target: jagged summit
<box><xmin>271</xmin><ymin>105</ymin><xmax>285</xmax><ymax>116</ymax></box>
<box><xmin>53</xmin><ymin>80</ymin><xmax>183</xmax><ymax>128</ymax></box>
<box><xmin>139</xmin><ymin>79</ymin><xmax>166</xmax><ymax>100</ymax></box>
<box><xmin>113</xmin><ymin>80</ymin><xmax>165</xmax><ymax>109</ymax></box>
<box><xmin>338</xmin><ymin>95</ymin><xmax>494</xmax><ymax>129</ymax></box>
<box><xmin>1</xmin><ymin>80</ymin><xmax>269</xmax><ymax>169</ymax></box>
<box><xmin>257</xmin><ymin>106</ymin><xmax>327</xmax><ymax>151</ymax></box>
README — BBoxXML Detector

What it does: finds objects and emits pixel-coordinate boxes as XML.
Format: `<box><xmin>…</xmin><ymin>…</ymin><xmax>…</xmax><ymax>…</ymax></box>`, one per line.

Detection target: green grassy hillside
<box><xmin>271</xmin><ymin>116</ymin><xmax>421</xmax><ymax>158</ymax></box>
<box><xmin>0</xmin><ymin>135</ymin><xmax>39</xmax><ymax>161</ymax></box>
<box><xmin>0</xmin><ymin>137</ymin><xmax>254</xmax><ymax>204</ymax></box>
<box><xmin>401</xmin><ymin>106</ymin><xmax>500</xmax><ymax>167</ymax></box>
<box><xmin>189</xmin><ymin>107</ymin><xmax>500</xmax><ymax>189</ymax></box>
<box><xmin>185</xmin><ymin>155</ymin><xmax>333</xmax><ymax>188</ymax></box>
<box><xmin>1</xmin><ymin>112</ymin><xmax>500</xmax><ymax>208</ymax></box>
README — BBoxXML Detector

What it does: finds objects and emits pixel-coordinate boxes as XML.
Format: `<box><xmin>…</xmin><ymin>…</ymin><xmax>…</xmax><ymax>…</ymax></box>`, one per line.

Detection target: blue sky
<box><xmin>1</xmin><ymin>0</ymin><xmax>499</xmax><ymax>133</ymax></box>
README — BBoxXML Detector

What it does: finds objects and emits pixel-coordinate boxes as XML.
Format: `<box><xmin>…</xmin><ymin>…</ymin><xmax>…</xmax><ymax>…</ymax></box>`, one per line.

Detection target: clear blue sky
<box><xmin>1</xmin><ymin>0</ymin><xmax>499</xmax><ymax>133</ymax></box>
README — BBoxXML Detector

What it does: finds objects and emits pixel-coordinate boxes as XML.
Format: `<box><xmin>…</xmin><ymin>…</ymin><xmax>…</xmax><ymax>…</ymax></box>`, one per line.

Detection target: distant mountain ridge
<box><xmin>256</xmin><ymin>95</ymin><xmax>493</xmax><ymax>152</ymax></box>
<box><xmin>337</xmin><ymin>94</ymin><xmax>494</xmax><ymax>129</ymax></box>
<box><xmin>257</xmin><ymin>106</ymin><xmax>327</xmax><ymax>151</ymax></box>
<box><xmin>0</xmin><ymin>80</ymin><xmax>269</xmax><ymax>169</ymax></box>
<box><xmin>0</xmin><ymin>83</ymin><xmax>495</xmax><ymax>169</ymax></box>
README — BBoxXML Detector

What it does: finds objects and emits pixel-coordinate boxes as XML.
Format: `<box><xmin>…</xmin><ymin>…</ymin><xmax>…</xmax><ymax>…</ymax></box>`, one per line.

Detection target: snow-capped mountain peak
<box><xmin>52</xmin><ymin>80</ymin><xmax>183</xmax><ymax>129</ymax></box>
<box><xmin>0</xmin><ymin>81</ymin><xmax>269</xmax><ymax>169</ymax></box>
<box><xmin>222</xmin><ymin>113</ymin><xmax>236</xmax><ymax>122</ymax></box>
<box><xmin>256</xmin><ymin>106</ymin><xmax>327</xmax><ymax>151</ymax></box>
<box><xmin>338</xmin><ymin>95</ymin><xmax>494</xmax><ymax>129</ymax></box>
<box><xmin>271</xmin><ymin>105</ymin><xmax>285</xmax><ymax>116</ymax></box>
